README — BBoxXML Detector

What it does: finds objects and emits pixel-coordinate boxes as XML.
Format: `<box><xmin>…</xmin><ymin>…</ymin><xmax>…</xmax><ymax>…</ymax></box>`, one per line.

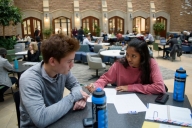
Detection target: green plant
<box><xmin>42</xmin><ymin>28</ymin><xmax>52</xmax><ymax>39</ymax></box>
<box><xmin>0</xmin><ymin>37</ymin><xmax>16</xmax><ymax>50</ymax></box>
<box><xmin>153</xmin><ymin>22</ymin><xmax>165</xmax><ymax>36</ymax></box>
<box><xmin>0</xmin><ymin>0</ymin><xmax>22</xmax><ymax>39</ymax></box>
<box><xmin>94</xmin><ymin>24</ymin><xmax>101</xmax><ymax>37</ymax></box>
<box><xmin>83</xmin><ymin>28</ymin><xmax>90</xmax><ymax>35</ymax></box>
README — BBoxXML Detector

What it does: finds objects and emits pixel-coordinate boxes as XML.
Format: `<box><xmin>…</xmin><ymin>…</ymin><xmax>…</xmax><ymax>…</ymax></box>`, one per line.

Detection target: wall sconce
<box><xmin>104</xmin><ymin>13</ymin><xmax>107</xmax><ymax>20</ymax></box>
<box><xmin>45</xmin><ymin>14</ymin><xmax>48</xmax><ymax>22</ymax></box>
<box><xmin>130</xmin><ymin>13</ymin><xmax>132</xmax><ymax>19</ymax></box>
<box><xmin>76</xmin><ymin>13</ymin><xmax>79</xmax><ymax>18</ymax></box>
<box><xmin>153</xmin><ymin>13</ymin><xmax>156</xmax><ymax>20</ymax></box>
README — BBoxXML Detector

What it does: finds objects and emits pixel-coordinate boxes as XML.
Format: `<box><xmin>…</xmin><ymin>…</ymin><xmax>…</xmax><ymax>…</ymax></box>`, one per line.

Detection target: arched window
<box><xmin>108</xmin><ymin>16</ymin><xmax>124</xmax><ymax>34</ymax></box>
<box><xmin>53</xmin><ymin>16</ymin><xmax>71</xmax><ymax>36</ymax></box>
<box><xmin>82</xmin><ymin>16</ymin><xmax>99</xmax><ymax>36</ymax></box>
<box><xmin>22</xmin><ymin>17</ymin><xmax>42</xmax><ymax>39</ymax></box>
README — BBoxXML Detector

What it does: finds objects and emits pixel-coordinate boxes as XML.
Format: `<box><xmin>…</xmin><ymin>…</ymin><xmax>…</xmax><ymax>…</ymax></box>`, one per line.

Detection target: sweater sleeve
<box><xmin>94</xmin><ymin>62</ymin><xmax>118</xmax><ymax>89</ymax></box>
<box><xmin>128</xmin><ymin>59</ymin><xmax>166</xmax><ymax>94</ymax></box>
<box><xmin>19</xmin><ymin>73</ymin><xmax>83</xmax><ymax>128</ymax></box>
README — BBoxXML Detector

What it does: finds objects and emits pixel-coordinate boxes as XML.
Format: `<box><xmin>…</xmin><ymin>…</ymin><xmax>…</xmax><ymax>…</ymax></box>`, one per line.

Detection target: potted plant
<box><xmin>42</xmin><ymin>28</ymin><xmax>52</xmax><ymax>39</ymax></box>
<box><xmin>94</xmin><ymin>24</ymin><xmax>101</xmax><ymax>37</ymax></box>
<box><xmin>153</xmin><ymin>22</ymin><xmax>165</xmax><ymax>39</ymax></box>
<box><xmin>83</xmin><ymin>28</ymin><xmax>90</xmax><ymax>35</ymax></box>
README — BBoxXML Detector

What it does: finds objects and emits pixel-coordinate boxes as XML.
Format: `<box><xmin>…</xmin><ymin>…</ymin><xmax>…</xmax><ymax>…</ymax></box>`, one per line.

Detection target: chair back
<box><xmin>108</xmin><ymin>46</ymin><xmax>122</xmax><ymax>50</ymax></box>
<box><xmin>188</xmin><ymin>37</ymin><xmax>192</xmax><ymax>43</ymax></box>
<box><xmin>14</xmin><ymin>43</ymin><xmax>25</xmax><ymax>53</ymax></box>
<box><xmin>13</xmin><ymin>91</ymin><xmax>20</xmax><ymax>127</ymax></box>
<box><xmin>78</xmin><ymin>45</ymin><xmax>90</xmax><ymax>52</ymax></box>
<box><xmin>6</xmin><ymin>54</ymin><xmax>13</xmax><ymax>62</ymax></box>
<box><xmin>7</xmin><ymin>49</ymin><xmax>16</xmax><ymax>61</ymax></box>
<box><xmin>94</xmin><ymin>45</ymin><xmax>103</xmax><ymax>53</ymax></box>
<box><xmin>153</xmin><ymin>43</ymin><xmax>159</xmax><ymax>51</ymax></box>
<box><xmin>87</xmin><ymin>53</ymin><xmax>103</xmax><ymax>69</ymax></box>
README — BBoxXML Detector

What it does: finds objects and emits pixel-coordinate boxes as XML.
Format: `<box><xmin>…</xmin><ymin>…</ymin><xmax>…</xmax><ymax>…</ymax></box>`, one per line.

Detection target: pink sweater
<box><xmin>94</xmin><ymin>59</ymin><xmax>165</xmax><ymax>94</ymax></box>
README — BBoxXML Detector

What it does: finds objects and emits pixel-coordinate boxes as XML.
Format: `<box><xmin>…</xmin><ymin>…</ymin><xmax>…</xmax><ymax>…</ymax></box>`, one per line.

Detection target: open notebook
<box><xmin>145</xmin><ymin>103</ymin><xmax>192</xmax><ymax>127</ymax></box>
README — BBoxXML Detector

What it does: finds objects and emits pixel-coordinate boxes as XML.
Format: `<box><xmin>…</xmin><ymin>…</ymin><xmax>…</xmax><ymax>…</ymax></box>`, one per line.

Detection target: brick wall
<box><xmin>79</xmin><ymin>0</ymin><xmax>102</xmax><ymax>12</ymax></box>
<box><xmin>107</xmin><ymin>0</ymin><xmax>127</xmax><ymax>12</ymax></box>
<box><xmin>14</xmin><ymin>0</ymin><xmax>43</xmax><ymax>12</ymax></box>
<box><xmin>49</xmin><ymin>0</ymin><xmax>74</xmax><ymax>12</ymax></box>
<box><xmin>0</xmin><ymin>26</ymin><xmax>16</xmax><ymax>36</ymax></box>
<box><xmin>132</xmin><ymin>0</ymin><xmax>150</xmax><ymax>13</ymax></box>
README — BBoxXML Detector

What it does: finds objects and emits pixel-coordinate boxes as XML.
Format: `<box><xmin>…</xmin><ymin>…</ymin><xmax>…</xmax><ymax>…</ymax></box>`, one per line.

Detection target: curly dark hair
<box><xmin>41</xmin><ymin>34</ymin><xmax>80</xmax><ymax>63</ymax></box>
<box><xmin>118</xmin><ymin>38</ymin><xmax>152</xmax><ymax>84</ymax></box>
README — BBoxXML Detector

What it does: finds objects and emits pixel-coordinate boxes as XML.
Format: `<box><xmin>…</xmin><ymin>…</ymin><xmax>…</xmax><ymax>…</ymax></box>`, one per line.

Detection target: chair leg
<box><xmin>88</xmin><ymin>69</ymin><xmax>100</xmax><ymax>80</ymax></box>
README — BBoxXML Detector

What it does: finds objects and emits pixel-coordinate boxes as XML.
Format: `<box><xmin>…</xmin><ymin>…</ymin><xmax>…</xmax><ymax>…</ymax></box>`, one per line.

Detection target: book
<box><xmin>145</xmin><ymin>103</ymin><xmax>192</xmax><ymax>127</ymax></box>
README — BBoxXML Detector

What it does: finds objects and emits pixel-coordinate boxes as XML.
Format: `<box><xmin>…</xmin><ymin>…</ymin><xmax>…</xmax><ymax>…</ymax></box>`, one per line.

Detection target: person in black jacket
<box><xmin>27</xmin><ymin>42</ymin><xmax>40</xmax><ymax>62</ymax></box>
<box><xmin>164</xmin><ymin>34</ymin><xmax>178</xmax><ymax>59</ymax></box>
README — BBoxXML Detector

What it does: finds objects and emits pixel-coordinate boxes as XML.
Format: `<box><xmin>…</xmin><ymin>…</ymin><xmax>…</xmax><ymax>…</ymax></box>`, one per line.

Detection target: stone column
<box><xmin>101</xmin><ymin>0</ymin><xmax>108</xmax><ymax>33</ymax></box>
<box><xmin>150</xmin><ymin>1</ymin><xmax>156</xmax><ymax>35</ymax></box>
<box><xmin>74</xmin><ymin>0</ymin><xmax>81</xmax><ymax>29</ymax></box>
<box><xmin>127</xmin><ymin>0</ymin><xmax>133</xmax><ymax>33</ymax></box>
<box><xmin>43</xmin><ymin>0</ymin><xmax>50</xmax><ymax>29</ymax></box>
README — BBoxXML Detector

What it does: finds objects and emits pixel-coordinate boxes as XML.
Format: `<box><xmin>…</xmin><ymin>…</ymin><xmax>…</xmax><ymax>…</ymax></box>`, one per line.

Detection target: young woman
<box><xmin>27</xmin><ymin>42</ymin><xmax>40</xmax><ymax>62</ymax></box>
<box><xmin>0</xmin><ymin>48</ymin><xmax>18</xmax><ymax>102</ymax></box>
<box><xmin>86</xmin><ymin>38</ymin><xmax>166</xmax><ymax>94</ymax></box>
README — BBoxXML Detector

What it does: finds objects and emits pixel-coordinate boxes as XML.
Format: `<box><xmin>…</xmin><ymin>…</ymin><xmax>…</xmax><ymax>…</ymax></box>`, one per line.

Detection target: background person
<box><xmin>144</xmin><ymin>31</ymin><xmax>154</xmax><ymax>45</ymax></box>
<box><xmin>0</xmin><ymin>48</ymin><xmax>18</xmax><ymax>102</ymax></box>
<box><xmin>83</xmin><ymin>34</ymin><xmax>98</xmax><ymax>52</ymax></box>
<box><xmin>27</xmin><ymin>42</ymin><xmax>40</xmax><ymax>62</ymax></box>
<box><xmin>19</xmin><ymin>34</ymin><xmax>89</xmax><ymax>127</ymax></box>
<box><xmin>34</xmin><ymin>28</ymin><xmax>41</xmax><ymax>42</ymax></box>
<box><xmin>86</xmin><ymin>38</ymin><xmax>165</xmax><ymax>94</ymax></box>
<box><xmin>164</xmin><ymin>34</ymin><xmax>179</xmax><ymax>59</ymax></box>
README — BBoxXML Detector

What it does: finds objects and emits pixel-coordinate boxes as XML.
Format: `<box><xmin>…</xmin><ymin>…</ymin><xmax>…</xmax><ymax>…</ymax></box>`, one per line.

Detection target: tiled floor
<box><xmin>0</xmin><ymin>50</ymin><xmax>192</xmax><ymax>128</ymax></box>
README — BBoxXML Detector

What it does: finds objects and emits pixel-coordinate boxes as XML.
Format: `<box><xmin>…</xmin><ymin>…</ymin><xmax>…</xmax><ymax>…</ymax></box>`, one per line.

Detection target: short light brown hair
<box><xmin>41</xmin><ymin>34</ymin><xmax>80</xmax><ymax>63</ymax></box>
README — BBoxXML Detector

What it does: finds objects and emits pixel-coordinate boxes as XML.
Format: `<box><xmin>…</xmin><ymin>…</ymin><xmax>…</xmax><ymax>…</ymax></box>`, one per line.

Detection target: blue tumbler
<box><xmin>14</xmin><ymin>58</ymin><xmax>19</xmax><ymax>69</ymax></box>
<box><xmin>173</xmin><ymin>67</ymin><xmax>187</xmax><ymax>102</ymax></box>
<box><xmin>92</xmin><ymin>88</ymin><xmax>108</xmax><ymax>128</ymax></box>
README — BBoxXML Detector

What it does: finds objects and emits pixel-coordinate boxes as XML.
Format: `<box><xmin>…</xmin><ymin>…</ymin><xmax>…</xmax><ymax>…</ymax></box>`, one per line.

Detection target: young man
<box><xmin>19</xmin><ymin>34</ymin><xmax>89</xmax><ymax>127</ymax></box>
<box><xmin>144</xmin><ymin>31</ymin><xmax>154</xmax><ymax>45</ymax></box>
<box><xmin>83</xmin><ymin>34</ymin><xmax>97</xmax><ymax>52</ymax></box>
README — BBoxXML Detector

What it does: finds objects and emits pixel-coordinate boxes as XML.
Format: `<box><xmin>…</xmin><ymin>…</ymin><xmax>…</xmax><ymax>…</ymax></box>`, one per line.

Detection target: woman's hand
<box><xmin>85</xmin><ymin>83</ymin><xmax>96</xmax><ymax>93</ymax></box>
<box><xmin>116</xmin><ymin>86</ymin><xmax>128</xmax><ymax>92</ymax></box>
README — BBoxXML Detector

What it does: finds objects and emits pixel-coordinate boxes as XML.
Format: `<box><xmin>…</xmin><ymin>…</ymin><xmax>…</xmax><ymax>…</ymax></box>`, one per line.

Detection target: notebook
<box><xmin>145</xmin><ymin>103</ymin><xmax>192</xmax><ymax>127</ymax></box>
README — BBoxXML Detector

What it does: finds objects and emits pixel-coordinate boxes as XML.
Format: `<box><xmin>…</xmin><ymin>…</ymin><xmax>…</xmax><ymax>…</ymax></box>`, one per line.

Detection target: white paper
<box><xmin>23</xmin><ymin>62</ymin><xmax>38</xmax><ymax>66</ymax></box>
<box><xmin>87</xmin><ymin>88</ymin><xmax>116</xmax><ymax>103</ymax></box>
<box><xmin>113</xmin><ymin>94</ymin><xmax>147</xmax><ymax>114</ymax></box>
<box><xmin>159</xmin><ymin>124</ymin><xmax>181</xmax><ymax>128</ymax></box>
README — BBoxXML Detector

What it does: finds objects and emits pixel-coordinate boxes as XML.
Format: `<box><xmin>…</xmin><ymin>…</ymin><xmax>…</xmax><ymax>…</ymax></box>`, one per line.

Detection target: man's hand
<box><xmin>85</xmin><ymin>83</ymin><xmax>96</xmax><ymax>93</ymax></box>
<box><xmin>80</xmin><ymin>90</ymin><xmax>89</xmax><ymax>101</ymax></box>
<box><xmin>73</xmin><ymin>99</ymin><xmax>87</xmax><ymax>110</ymax></box>
<box><xmin>116</xmin><ymin>86</ymin><xmax>128</xmax><ymax>92</ymax></box>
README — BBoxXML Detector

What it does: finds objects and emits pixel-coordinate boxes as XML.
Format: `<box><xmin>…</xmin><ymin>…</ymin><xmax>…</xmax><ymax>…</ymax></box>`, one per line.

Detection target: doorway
<box><xmin>156</xmin><ymin>17</ymin><xmax>167</xmax><ymax>38</ymax></box>
<box><xmin>22</xmin><ymin>17</ymin><xmax>42</xmax><ymax>39</ymax></box>
<box><xmin>52</xmin><ymin>16</ymin><xmax>72</xmax><ymax>36</ymax></box>
<box><xmin>132</xmin><ymin>16</ymin><xmax>150</xmax><ymax>34</ymax></box>
<box><xmin>108</xmin><ymin>16</ymin><xmax>124</xmax><ymax>34</ymax></box>
<box><xmin>82</xmin><ymin>16</ymin><xmax>99</xmax><ymax>36</ymax></box>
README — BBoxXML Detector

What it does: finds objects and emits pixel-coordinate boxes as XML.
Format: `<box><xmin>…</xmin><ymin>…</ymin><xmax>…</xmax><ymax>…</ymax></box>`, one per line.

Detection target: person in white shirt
<box><xmin>83</xmin><ymin>34</ymin><xmax>97</xmax><ymax>52</ymax></box>
<box><xmin>144</xmin><ymin>32</ymin><xmax>154</xmax><ymax>45</ymax></box>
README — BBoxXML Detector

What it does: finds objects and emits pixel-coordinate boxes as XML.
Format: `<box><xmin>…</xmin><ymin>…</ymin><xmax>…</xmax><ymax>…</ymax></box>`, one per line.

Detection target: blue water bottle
<box><xmin>14</xmin><ymin>58</ymin><xmax>19</xmax><ymax>69</ymax></box>
<box><xmin>173</xmin><ymin>67</ymin><xmax>187</xmax><ymax>102</ymax></box>
<box><xmin>92</xmin><ymin>88</ymin><xmax>108</xmax><ymax>128</ymax></box>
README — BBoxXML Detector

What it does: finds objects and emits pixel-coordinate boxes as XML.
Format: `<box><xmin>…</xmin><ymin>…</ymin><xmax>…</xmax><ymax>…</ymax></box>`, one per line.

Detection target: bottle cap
<box><xmin>176</xmin><ymin>67</ymin><xmax>186</xmax><ymax>73</ymax></box>
<box><xmin>93</xmin><ymin>87</ymin><xmax>105</xmax><ymax>98</ymax></box>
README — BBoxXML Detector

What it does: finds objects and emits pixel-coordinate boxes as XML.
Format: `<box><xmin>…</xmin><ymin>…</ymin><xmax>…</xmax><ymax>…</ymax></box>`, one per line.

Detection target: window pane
<box><xmin>27</xmin><ymin>19</ymin><xmax>31</xmax><ymax>34</ymax></box>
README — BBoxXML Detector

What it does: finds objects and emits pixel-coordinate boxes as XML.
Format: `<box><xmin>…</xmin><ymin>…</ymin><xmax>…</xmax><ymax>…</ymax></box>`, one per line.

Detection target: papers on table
<box><xmin>87</xmin><ymin>88</ymin><xmax>147</xmax><ymax>114</ymax></box>
<box><xmin>114</xmin><ymin>94</ymin><xmax>147</xmax><ymax>114</ymax></box>
<box><xmin>23</xmin><ymin>62</ymin><xmax>38</xmax><ymax>66</ymax></box>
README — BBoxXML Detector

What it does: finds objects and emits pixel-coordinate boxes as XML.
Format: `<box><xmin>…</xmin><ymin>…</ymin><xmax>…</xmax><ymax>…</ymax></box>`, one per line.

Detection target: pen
<box><xmin>128</xmin><ymin>111</ymin><xmax>138</xmax><ymax>114</ymax></box>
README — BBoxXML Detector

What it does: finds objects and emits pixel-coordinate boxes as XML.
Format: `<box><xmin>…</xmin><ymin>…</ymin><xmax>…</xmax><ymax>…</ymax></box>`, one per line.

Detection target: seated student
<box><xmin>0</xmin><ymin>48</ymin><xmax>18</xmax><ymax>102</ymax></box>
<box><xmin>102</xmin><ymin>32</ymin><xmax>108</xmax><ymax>42</ymax></box>
<box><xmin>164</xmin><ymin>34</ymin><xmax>178</xmax><ymax>59</ymax></box>
<box><xmin>19</xmin><ymin>34</ymin><xmax>89</xmax><ymax>127</ymax></box>
<box><xmin>144</xmin><ymin>31</ymin><xmax>154</xmax><ymax>45</ymax></box>
<box><xmin>86</xmin><ymin>38</ymin><xmax>166</xmax><ymax>94</ymax></box>
<box><xmin>16</xmin><ymin>34</ymin><xmax>21</xmax><ymax>41</ymax></box>
<box><xmin>83</xmin><ymin>34</ymin><xmax>98</xmax><ymax>52</ymax></box>
<box><xmin>27</xmin><ymin>42</ymin><xmax>40</xmax><ymax>62</ymax></box>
